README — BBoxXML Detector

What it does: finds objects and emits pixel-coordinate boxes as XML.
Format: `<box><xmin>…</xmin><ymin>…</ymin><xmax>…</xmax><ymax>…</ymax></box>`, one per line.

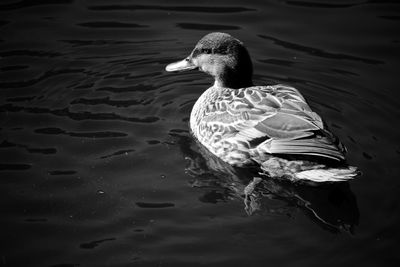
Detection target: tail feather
<box><xmin>258</xmin><ymin>157</ymin><xmax>359</xmax><ymax>183</ymax></box>
<box><xmin>259</xmin><ymin>137</ymin><xmax>345</xmax><ymax>161</ymax></box>
<box><xmin>295</xmin><ymin>166</ymin><xmax>359</xmax><ymax>182</ymax></box>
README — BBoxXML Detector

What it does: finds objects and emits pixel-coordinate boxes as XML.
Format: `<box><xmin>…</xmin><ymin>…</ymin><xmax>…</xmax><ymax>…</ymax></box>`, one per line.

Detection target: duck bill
<box><xmin>165</xmin><ymin>58</ymin><xmax>197</xmax><ymax>72</ymax></box>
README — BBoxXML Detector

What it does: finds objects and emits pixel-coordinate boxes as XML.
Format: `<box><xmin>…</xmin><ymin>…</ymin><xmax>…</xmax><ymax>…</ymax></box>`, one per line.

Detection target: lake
<box><xmin>0</xmin><ymin>0</ymin><xmax>399</xmax><ymax>266</ymax></box>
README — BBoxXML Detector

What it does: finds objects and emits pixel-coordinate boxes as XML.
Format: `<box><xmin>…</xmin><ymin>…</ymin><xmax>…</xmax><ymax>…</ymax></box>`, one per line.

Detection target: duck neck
<box><xmin>213</xmin><ymin>70</ymin><xmax>253</xmax><ymax>89</ymax></box>
<box><xmin>213</xmin><ymin>50</ymin><xmax>254</xmax><ymax>89</ymax></box>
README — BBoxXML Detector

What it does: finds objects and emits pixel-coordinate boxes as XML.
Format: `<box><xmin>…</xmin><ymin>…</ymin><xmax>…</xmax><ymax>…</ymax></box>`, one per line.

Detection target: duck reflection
<box><xmin>170</xmin><ymin>130</ymin><xmax>359</xmax><ymax>234</ymax></box>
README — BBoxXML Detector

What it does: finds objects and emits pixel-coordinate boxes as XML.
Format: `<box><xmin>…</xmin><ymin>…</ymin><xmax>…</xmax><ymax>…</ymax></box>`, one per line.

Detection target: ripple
<box><xmin>0</xmin><ymin>50</ymin><xmax>63</xmax><ymax>58</ymax></box>
<box><xmin>60</xmin><ymin>38</ymin><xmax>175</xmax><ymax>47</ymax></box>
<box><xmin>348</xmin><ymin>136</ymin><xmax>357</xmax><ymax>144</ymax></box>
<box><xmin>99</xmin><ymin>149</ymin><xmax>135</xmax><ymax>159</ymax></box>
<box><xmin>26</xmin><ymin>147</ymin><xmax>57</xmax><ymax>154</ymax></box>
<box><xmin>316</xmin><ymin>102</ymin><xmax>342</xmax><ymax>113</ymax></box>
<box><xmin>0</xmin><ymin>141</ymin><xmax>18</xmax><ymax>148</ymax></box>
<box><xmin>71</xmin><ymin>96</ymin><xmax>153</xmax><ymax>107</ymax></box>
<box><xmin>286</xmin><ymin>1</ymin><xmax>400</xmax><ymax>9</ymax></box>
<box><xmin>363</xmin><ymin>152</ymin><xmax>373</xmax><ymax>160</ymax></box>
<box><xmin>147</xmin><ymin>140</ymin><xmax>161</xmax><ymax>145</ymax></box>
<box><xmin>0</xmin><ymin>0</ymin><xmax>73</xmax><ymax>11</ymax></box>
<box><xmin>330</xmin><ymin>68</ymin><xmax>359</xmax><ymax>77</ymax></box>
<box><xmin>178</xmin><ymin>99</ymin><xmax>196</xmax><ymax>108</ymax></box>
<box><xmin>0</xmin><ymin>104</ymin><xmax>160</xmax><ymax>123</ymax></box>
<box><xmin>259</xmin><ymin>58</ymin><xmax>296</xmax><ymax>67</ymax></box>
<box><xmin>258</xmin><ymin>34</ymin><xmax>384</xmax><ymax>65</ymax></box>
<box><xmin>0</xmin><ymin>140</ymin><xmax>57</xmax><ymax>154</ymax></box>
<box><xmin>49</xmin><ymin>264</ymin><xmax>79</xmax><ymax>267</ymax></box>
<box><xmin>79</xmin><ymin>238</ymin><xmax>116</xmax><ymax>249</ymax></box>
<box><xmin>135</xmin><ymin>202</ymin><xmax>175</xmax><ymax>208</ymax></box>
<box><xmin>0</xmin><ymin>65</ymin><xmax>29</xmax><ymax>72</ymax></box>
<box><xmin>77</xmin><ymin>21</ymin><xmax>147</xmax><ymax>28</ymax></box>
<box><xmin>96</xmin><ymin>84</ymin><xmax>157</xmax><ymax>93</ymax></box>
<box><xmin>176</xmin><ymin>23</ymin><xmax>240</xmax><ymax>31</ymax></box>
<box><xmin>87</xmin><ymin>4</ymin><xmax>255</xmax><ymax>13</ymax></box>
<box><xmin>162</xmin><ymin>101</ymin><xmax>173</xmax><ymax>107</ymax></box>
<box><xmin>0</xmin><ymin>163</ymin><xmax>31</xmax><ymax>171</ymax></box>
<box><xmin>103</xmin><ymin>73</ymin><xmax>131</xmax><ymax>79</ymax></box>
<box><xmin>48</xmin><ymin>170</ymin><xmax>77</xmax><ymax>175</ymax></box>
<box><xmin>60</xmin><ymin>39</ymin><xmax>135</xmax><ymax>47</ymax></box>
<box><xmin>101</xmin><ymin>71</ymin><xmax>163</xmax><ymax>80</ymax></box>
<box><xmin>73</xmin><ymin>82</ymin><xmax>95</xmax><ymax>90</ymax></box>
<box><xmin>260</xmin><ymin>74</ymin><xmax>357</xmax><ymax>96</ymax></box>
<box><xmin>283</xmin><ymin>1</ymin><xmax>361</xmax><ymax>8</ymax></box>
<box><xmin>0</xmin><ymin>68</ymin><xmax>85</xmax><ymax>89</ymax></box>
<box><xmin>379</xmin><ymin>15</ymin><xmax>400</xmax><ymax>21</ymax></box>
<box><xmin>6</xmin><ymin>96</ymin><xmax>35</xmax><ymax>102</ymax></box>
<box><xmin>25</xmin><ymin>218</ymin><xmax>48</xmax><ymax>222</ymax></box>
<box><xmin>169</xmin><ymin>129</ymin><xmax>189</xmax><ymax>134</ymax></box>
<box><xmin>35</xmin><ymin>127</ymin><xmax>128</xmax><ymax>138</ymax></box>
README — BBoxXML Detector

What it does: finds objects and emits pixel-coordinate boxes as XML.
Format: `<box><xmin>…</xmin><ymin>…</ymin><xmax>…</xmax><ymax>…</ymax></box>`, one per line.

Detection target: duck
<box><xmin>165</xmin><ymin>32</ymin><xmax>358</xmax><ymax>183</ymax></box>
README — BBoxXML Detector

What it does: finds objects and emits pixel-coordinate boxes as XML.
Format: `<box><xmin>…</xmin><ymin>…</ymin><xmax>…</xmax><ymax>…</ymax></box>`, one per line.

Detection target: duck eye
<box><xmin>213</xmin><ymin>47</ymin><xmax>228</xmax><ymax>55</ymax></box>
<box><xmin>201</xmin><ymin>48</ymin><xmax>212</xmax><ymax>54</ymax></box>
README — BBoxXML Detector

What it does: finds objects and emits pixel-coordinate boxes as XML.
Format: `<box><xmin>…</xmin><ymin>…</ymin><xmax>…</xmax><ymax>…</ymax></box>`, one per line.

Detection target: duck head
<box><xmin>166</xmin><ymin>32</ymin><xmax>253</xmax><ymax>89</ymax></box>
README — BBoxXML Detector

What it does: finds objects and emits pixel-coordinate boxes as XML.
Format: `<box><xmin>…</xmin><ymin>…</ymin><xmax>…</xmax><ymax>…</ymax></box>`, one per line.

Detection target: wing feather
<box><xmin>201</xmin><ymin>86</ymin><xmax>323</xmax><ymax>137</ymax></box>
<box><xmin>198</xmin><ymin>85</ymin><xmax>344</xmax><ymax>160</ymax></box>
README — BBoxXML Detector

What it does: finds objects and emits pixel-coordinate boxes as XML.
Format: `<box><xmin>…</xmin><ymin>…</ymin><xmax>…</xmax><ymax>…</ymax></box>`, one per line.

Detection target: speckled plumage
<box><xmin>166</xmin><ymin>32</ymin><xmax>358</xmax><ymax>182</ymax></box>
<box><xmin>189</xmin><ymin>84</ymin><xmax>345</xmax><ymax>166</ymax></box>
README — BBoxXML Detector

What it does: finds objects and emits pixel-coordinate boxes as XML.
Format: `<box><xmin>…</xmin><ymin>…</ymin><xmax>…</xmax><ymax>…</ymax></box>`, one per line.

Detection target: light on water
<box><xmin>0</xmin><ymin>1</ymin><xmax>399</xmax><ymax>267</ymax></box>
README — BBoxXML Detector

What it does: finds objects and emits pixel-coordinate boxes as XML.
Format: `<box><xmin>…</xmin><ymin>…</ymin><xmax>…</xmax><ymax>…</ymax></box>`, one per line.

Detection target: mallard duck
<box><xmin>165</xmin><ymin>32</ymin><xmax>358</xmax><ymax>182</ymax></box>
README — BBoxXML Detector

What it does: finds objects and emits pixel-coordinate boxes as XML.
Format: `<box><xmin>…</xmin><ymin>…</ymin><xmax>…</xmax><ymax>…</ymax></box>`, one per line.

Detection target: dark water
<box><xmin>1</xmin><ymin>0</ymin><xmax>399</xmax><ymax>266</ymax></box>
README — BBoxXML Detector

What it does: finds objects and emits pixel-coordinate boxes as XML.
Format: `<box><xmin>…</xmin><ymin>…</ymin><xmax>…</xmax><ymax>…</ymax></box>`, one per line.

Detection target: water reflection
<box><xmin>170</xmin><ymin>130</ymin><xmax>359</xmax><ymax>234</ymax></box>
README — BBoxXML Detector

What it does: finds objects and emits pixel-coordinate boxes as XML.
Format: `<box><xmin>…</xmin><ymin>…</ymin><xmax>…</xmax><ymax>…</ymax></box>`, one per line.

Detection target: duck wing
<box><xmin>231</xmin><ymin>85</ymin><xmax>322</xmax><ymax>139</ymax></box>
<box><xmin>204</xmin><ymin>85</ymin><xmax>345</xmax><ymax>161</ymax></box>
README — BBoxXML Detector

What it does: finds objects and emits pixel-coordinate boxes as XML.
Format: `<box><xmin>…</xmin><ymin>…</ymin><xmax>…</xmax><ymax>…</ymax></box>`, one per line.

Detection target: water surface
<box><xmin>1</xmin><ymin>1</ymin><xmax>399</xmax><ymax>266</ymax></box>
